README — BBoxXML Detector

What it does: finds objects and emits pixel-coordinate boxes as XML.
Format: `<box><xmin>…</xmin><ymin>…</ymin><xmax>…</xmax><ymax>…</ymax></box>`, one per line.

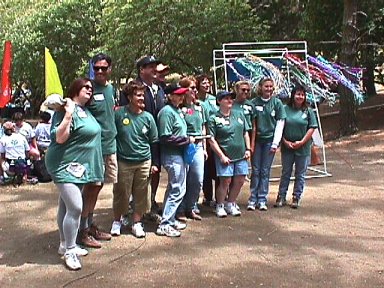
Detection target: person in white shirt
<box><xmin>12</xmin><ymin>112</ymin><xmax>39</xmax><ymax>159</ymax></box>
<box><xmin>34</xmin><ymin>111</ymin><xmax>52</xmax><ymax>152</ymax></box>
<box><xmin>0</xmin><ymin>121</ymin><xmax>30</xmax><ymax>180</ymax></box>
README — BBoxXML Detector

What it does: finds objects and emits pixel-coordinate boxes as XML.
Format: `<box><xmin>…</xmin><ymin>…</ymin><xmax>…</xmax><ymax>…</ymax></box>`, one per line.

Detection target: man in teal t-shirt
<box><xmin>78</xmin><ymin>53</ymin><xmax>117</xmax><ymax>248</ymax></box>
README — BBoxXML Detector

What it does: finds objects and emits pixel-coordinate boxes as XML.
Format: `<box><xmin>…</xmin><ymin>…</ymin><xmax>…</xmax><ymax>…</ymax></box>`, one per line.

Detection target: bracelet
<box><xmin>246</xmin><ymin>148</ymin><xmax>251</xmax><ymax>152</ymax></box>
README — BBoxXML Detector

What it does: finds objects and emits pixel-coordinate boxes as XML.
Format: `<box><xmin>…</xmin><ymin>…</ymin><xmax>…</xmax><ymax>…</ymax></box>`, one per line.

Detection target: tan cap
<box><xmin>156</xmin><ymin>63</ymin><xmax>170</xmax><ymax>72</ymax></box>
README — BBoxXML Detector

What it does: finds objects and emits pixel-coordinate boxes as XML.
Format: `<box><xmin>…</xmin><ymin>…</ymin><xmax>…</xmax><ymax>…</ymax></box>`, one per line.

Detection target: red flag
<box><xmin>0</xmin><ymin>41</ymin><xmax>12</xmax><ymax>108</ymax></box>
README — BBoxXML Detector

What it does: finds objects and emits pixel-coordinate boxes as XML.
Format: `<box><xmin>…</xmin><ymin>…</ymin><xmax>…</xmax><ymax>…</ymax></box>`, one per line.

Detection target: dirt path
<box><xmin>1</xmin><ymin>130</ymin><xmax>384</xmax><ymax>288</ymax></box>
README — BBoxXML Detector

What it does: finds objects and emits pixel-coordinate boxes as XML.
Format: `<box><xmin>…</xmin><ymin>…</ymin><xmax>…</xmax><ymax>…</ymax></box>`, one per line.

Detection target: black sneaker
<box><xmin>291</xmin><ymin>197</ymin><xmax>300</xmax><ymax>209</ymax></box>
<box><xmin>274</xmin><ymin>196</ymin><xmax>287</xmax><ymax>208</ymax></box>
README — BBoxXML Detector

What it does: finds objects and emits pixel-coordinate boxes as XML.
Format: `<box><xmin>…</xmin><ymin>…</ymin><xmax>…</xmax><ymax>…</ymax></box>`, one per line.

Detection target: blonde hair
<box><xmin>234</xmin><ymin>80</ymin><xmax>251</xmax><ymax>94</ymax></box>
<box><xmin>256</xmin><ymin>78</ymin><xmax>274</xmax><ymax>96</ymax></box>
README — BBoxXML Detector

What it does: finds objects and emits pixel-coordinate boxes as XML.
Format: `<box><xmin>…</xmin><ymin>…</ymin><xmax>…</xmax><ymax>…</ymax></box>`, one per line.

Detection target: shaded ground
<box><xmin>1</xmin><ymin>127</ymin><xmax>384</xmax><ymax>287</ymax></box>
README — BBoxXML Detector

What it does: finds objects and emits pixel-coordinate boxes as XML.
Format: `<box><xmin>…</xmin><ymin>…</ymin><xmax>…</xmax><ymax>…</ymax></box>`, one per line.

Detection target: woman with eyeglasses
<box><xmin>176</xmin><ymin>76</ymin><xmax>207</xmax><ymax>221</ymax></box>
<box><xmin>247</xmin><ymin>78</ymin><xmax>286</xmax><ymax>211</ymax></box>
<box><xmin>45</xmin><ymin>77</ymin><xmax>104</xmax><ymax>270</ymax></box>
<box><xmin>233</xmin><ymin>81</ymin><xmax>255</xmax><ymax>133</ymax></box>
<box><xmin>275</xmin><ymin>85</ymin><xmax>318</xmax><ymax>209</ymax></box>
<box><xmin>208</xmin><ymin>91</ymin><xmax>251</xmax><ymax>218</ymax></box>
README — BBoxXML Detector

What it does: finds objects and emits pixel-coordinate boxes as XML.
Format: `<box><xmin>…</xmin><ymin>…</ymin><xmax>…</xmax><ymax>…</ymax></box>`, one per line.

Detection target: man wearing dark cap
<box><xmin>136</xmin><ymin>55</ymin><xmax>166</xmax><ymax>219</ymax></box>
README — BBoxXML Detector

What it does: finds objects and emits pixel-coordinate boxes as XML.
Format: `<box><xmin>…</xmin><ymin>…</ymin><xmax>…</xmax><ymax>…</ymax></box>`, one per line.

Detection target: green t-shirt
<box><xmin>158</xmin><ymin>104</ymin><xmax>187</xmax><ymax>155</ymax></box>
<box><xmin>115</xmin><ymin>106</ymin><xmax>158</xmax><ymax>163</ymax></box>
<box><xmin>87</xmin><ymin>82</ymin><xmax>117</xmax><ymax>155</ymax></box>
<box><xmin>200</xmin><ymin>94</ymin><xmax>218</xmax><ymax>123</ymax></box>
<box><xmin>232</xmin><ymin>99</ymin><xmax>254</xmax><ymax>131</ymax></box>
<box><xmin>181</xmin><ymin>102</ymin><xmax>206</xmax><ymax>136</ymax></box>
<box><xmin>281</xmin><ymin>105</ymin><xmax>318</xmax><ymax>156</ymax></box>
<box><xmin>252</xmin><ymin>96</ymin><xmax>286</xmax><ymax>143</ymax></box>
<box><xmin>45</xmin><ymin>105</ymin><xmax>104</xmax><ymax>184</ymax></box>
<box><xmin>208</xmin><ymin>110</ymin><xmax>249</xmax><ymax>160</ymax></box>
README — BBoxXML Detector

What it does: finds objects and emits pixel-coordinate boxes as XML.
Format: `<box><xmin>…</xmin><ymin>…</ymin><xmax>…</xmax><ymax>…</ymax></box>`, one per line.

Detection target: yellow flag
<box><xmin>45</xmin><ymin>47</ymin><xmax>63</xmax><ymax>98</ymax></box>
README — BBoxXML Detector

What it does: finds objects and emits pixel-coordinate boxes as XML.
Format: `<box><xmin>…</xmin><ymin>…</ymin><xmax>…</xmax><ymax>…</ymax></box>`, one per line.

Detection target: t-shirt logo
<box><xmin>11</xmin><ymin>139</ymin><xmax>18</xmax><ymax>145</ymax></box>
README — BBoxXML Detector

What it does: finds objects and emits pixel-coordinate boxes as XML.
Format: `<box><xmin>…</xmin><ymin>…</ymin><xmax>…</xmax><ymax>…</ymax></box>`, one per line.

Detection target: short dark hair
<box><xmin>67</xmin><ymin>77</ymin><xmax>93</xmax><ymax>101</ymax></box>
<box><xmin>12</xmin><ymin>112</ymin><xmax>24</xmax><ymax>122</ymax></box>
<box><xmin>195</xmin><ymin>74</ymin><xmax>211</xmax><ymax>91</ymax></box>
<box><xmin>39</xmin><ymin>111</ymin><xmax>51</xmax><ymax>123</ymax></box>
<box><xmin>92</xmin><ymin>53</ymin><xmax>112</xmax><ymax>66</ymax></box>
<box><xmin>122</xmin><ymin>80</ymin><xmax>145</xmax><ymax>102</ymax></box>
<box><xmin>288</xmin><ymin>84</ymin><xmax>308</xmax><ymax>109</ymax></box>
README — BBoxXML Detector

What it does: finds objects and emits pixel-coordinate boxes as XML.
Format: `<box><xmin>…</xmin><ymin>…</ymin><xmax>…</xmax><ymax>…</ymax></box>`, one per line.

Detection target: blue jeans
<box><xmin>178</xmin><ymin>143</ymin><xmax>204</xmax><ymax>213</ymax></box>
<box><xmin>278</xmin><ymin>150</ymin><xmax>309</xmax><ymax>200</ymax></box>
<box><xmin>161</xmin><ymin>153</ymin><xmax>187</xmax><ymax>226</ymax></box>
<box><xmin>249</xmin><ymin>142</ymin><xmax>276</xmax><ymax>204</ymax></box>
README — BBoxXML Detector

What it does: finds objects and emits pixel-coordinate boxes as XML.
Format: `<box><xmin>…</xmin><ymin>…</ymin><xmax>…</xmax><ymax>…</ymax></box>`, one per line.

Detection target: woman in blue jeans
<box><xmin>176</xmin><ymin>77</ymin><xmax>207</xmax><ymax>221</ymax></box>
<box><xmin>248</xmin><ymin>78</ymin><xmax>286</xmax><ymax>211</ymax></box>
<box><xmin>156</xmin><ymin>85</ymin><xmax>195</xmax><ymax>237</ymax></box>
<box><xmin>275</xmin><ymin>85</ymin><xmax>318</xmax><ymax>208</ymax></box>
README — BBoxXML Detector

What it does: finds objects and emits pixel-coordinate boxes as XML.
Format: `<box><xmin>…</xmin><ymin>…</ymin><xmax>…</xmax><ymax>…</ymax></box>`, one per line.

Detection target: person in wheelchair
<box><xmin>0</xmin><ymin>121</ymin><xmax>30</xmax><ymax>184</ymax></box>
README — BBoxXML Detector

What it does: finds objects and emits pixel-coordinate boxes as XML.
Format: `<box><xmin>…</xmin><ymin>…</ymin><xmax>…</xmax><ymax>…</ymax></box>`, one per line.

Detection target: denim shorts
<box><xmin>214</xmin><ymin>156</ymin><xmax>248</xmax><ymax>177</ymax></box>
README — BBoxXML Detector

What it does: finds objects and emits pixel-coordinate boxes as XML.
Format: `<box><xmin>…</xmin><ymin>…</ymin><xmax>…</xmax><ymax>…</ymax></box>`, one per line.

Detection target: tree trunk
<box><xmin>338</xmin><ymin>0</ymin><xmax>359</xmax><ymax>136</ymax></box>
<box><xmin>362</xmin><ymin>44</ymin><xmax>377</xmax><ymax>97</ymax></box>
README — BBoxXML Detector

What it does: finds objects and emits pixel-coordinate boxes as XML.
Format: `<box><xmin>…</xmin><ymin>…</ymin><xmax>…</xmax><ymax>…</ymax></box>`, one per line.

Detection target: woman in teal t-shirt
<box><xmin>275</xmin><ymin>85</ymin><xmax>318</xmax><ymax>209</ymax></box>
<box><xmin>248</xmin><ymin>78</ymin><xmax>286</xmax><ymax>211</ymax></box>
<box><xmin>45</xmin><ymin>78</ymin><xmax>103</xmax><ymax>270</ymax></box>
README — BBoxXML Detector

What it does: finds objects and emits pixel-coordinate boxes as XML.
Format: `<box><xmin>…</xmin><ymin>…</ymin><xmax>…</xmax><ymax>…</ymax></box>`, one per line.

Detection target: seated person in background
<box><xmin>0</xmin><ymin>121</ymin><xmax>30</xmax><ymax>182</ymax></box>
<box><xmin>12</xmin><ymin>112</ymin><xmax>40</xmax><ymax>159</ymax></box>
<box><xmin>34</xmin><ymin>111</ymin><xmax>52</xmax><ymax>153</ymax></box>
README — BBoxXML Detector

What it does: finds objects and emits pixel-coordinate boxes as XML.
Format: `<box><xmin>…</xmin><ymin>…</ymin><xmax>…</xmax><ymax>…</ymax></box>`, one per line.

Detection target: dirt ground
<box><xmin>1</xmin><ymin>106</ymin><xmax>384</xmax><ymax>287</ymax></box>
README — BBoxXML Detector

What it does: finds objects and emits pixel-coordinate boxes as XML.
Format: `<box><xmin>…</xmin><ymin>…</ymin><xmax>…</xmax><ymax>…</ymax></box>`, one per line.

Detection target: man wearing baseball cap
<box><xmin>136</xmin><ymin>55</ymin><xmax>166</xmax><ymax>220</ymax></box>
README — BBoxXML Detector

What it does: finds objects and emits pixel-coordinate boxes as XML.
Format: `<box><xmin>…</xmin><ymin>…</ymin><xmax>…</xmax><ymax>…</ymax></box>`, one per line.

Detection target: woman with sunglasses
<box><xmin>233</xmin><ymin>81</ymin><xmax>254</xmax><ymax>131</ymax></box>
<box><xmin>176</xmin><ymin>76</ymin><xmax>207</xmax><ymax>221</ymax></box>
<box><xmin>248</xmin><ymin>78</ymin><xmax>286</xmax><ymax>211</ymax></box>
<box><xmin>45</xmin><ymin>78</ymin><xmax>104</xmax><ymax>270</ymax></box>
<box><xmin>208</xmin><ymin>91</ymin><xmax>251</xmax><ymax>218</ymax></box>
<box><xmin>275</xmin><ymin>84</ymin><xmax>317</xmax><ymax>208</ymax></box>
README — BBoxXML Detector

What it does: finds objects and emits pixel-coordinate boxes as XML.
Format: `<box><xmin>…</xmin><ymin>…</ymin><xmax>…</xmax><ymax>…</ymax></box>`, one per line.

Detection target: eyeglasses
<box><xmin>83</xmin><ymin>85</ymin><xmax>93</xmax><ymax>91</ymax></box>
<box><xmin>93</xmin><ymin>66</ymin><xmax>109</xmax><ymax>72</ymax></box>
<box><xmin>241</xmin><ymin>88</ymin><xmax>250</xmax><ymax>92</ymax></box>
<box><xmin>190</xmin><ymin>86</ymin><xmax>197</xmax><ymax>90</ymax></box>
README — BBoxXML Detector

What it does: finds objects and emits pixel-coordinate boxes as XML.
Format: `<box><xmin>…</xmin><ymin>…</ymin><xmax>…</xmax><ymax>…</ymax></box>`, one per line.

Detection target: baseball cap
<box><xmin>136</xmin><ymin>55</ymin><xmax>160</xmax><ymax>69</ymax></box>
<box><xmin>164</xmin><ymin>83</ymin><xmax>189</xmax><ymax>95</ymax></box>
<box><xmin>216</xmin><ymin>90</ymin><xmax>235</xmax><ymax>100</ymax></box>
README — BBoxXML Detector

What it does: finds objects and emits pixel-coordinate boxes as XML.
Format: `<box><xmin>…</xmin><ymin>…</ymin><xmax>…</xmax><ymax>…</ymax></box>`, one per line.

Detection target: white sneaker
<box><xmin>247</xmin><ymin>201</ymin><xmax>256</xmax><ymax>211</ymax></box>
<box><xmin>64</xmin><ymin>250</ymin><xmax>82</xmax><ymax>270</ymax></box>
<box><xmin>156</xmin><ymin>225</ymin><xmax>181</xmax><ymax>237</ymax></box>
<box><xmin>58</xmin><ymin>244</ymin><xmax>88</xmax><ymax>256</ymax></box>
<box><xmin>173</xmin><ymin>220</ymin><xmax>187</xmax><ymax>230</ymax></box>
<box><xmin>259</xmin><ymin>202</ymin><xmax>268</xmax><ymax>211</ymax></box>
<box><xmin>110</xmin><ymin>221</ymin><xmax>122</xmax><ymax>236</ymax></box>
<box><xmin>225</xmin><ymin>202</ymin><xmax>241</xmax><ymax>216</ymax></box>
<box><xmin>131</xmin><ymin>222</ymin><xmax>146</xmax><ymax>238</ymax></box>
<box><xmin>216</xmin><ymin>203</ymin><xmax>227</xmax><ymax>218</ymax></box>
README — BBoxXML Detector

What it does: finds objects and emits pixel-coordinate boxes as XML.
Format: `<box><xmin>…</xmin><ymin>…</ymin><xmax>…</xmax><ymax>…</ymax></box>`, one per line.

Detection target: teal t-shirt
<box><xmin>200</xmin><ymin>94</ymin><xmax>218</xmax><ymax>122</ymax></box>
<box><xmin>87</xmin><ymin>82</ymin><xmax>117</xmax><ymax>155</ymax></box>
<box><xmin>158</xmin><ymin>104</ymin><xmax>187</xmax><ymax>155</ymax></box>
<box><xmin>115</xmin><ymin>106</ymin><xmax>158</xmax><ymax>163</ymax></box>
<box><xmin>281</xmin><ymin>105</ymin><xmax>318</xmax><ymax>156</ymax></box>
<box><xmin>252</xmin><ymin>96</ymin><xmax>286</xmax><ymax>143</ymax></box>
<box><xmin>232</xmin><ymin>99</ymin><xmax>254</xmax><ymax>131</ymax></box>
<box><xmin>208</xmin><ymin>110</ymin><xmax>249</xmax><ymax>160</ymax></box>
<box><xmin>45</xmin><ymin>105</ymin><xmax>104</xmax><ymax>184</ymax></box>
<box><xmin>181</xmin><ymin>102</ymin><xmax>206</xmax><ymax>136</ymax></box>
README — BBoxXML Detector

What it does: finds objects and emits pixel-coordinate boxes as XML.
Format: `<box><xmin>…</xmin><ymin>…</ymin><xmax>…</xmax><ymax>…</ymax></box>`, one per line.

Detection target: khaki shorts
<box><xmin>112</xmin><ymin>159</ymin><xmax>151</xmax><ymax>216</ymax></box>
<box><xmin>103</xmin><ymin>153</ymin><xmax>118</xmax><ymax>184</ymax></box>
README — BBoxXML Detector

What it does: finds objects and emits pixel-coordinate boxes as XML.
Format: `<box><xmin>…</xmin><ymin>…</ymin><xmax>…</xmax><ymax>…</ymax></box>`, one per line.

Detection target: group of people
<box><xmin>15</xmin><ymin>52</ymin><xmax>319</xmax><ymax>271</ymax></box>
<box><xmin>0</xmin><ymin>110</ymin><xmax>52</xmax><ymax>183</ymax></box>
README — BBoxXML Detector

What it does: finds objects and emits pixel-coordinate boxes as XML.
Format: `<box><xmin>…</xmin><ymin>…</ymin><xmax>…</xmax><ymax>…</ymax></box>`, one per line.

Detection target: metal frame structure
<box><xmin>212</xmin><ymin>41</ymin><xmax>331</xmax><ymax>180</ymax></box>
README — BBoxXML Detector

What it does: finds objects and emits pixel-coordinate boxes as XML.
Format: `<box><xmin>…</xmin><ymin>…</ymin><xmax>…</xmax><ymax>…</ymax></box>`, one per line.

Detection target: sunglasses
<box><xmin>83</xmin><ymin>84</ymin><xmax>93</xmax><ymax>91</ymax></box>
<box><xmin>93</xmin><ymin>66</ymin><xmax>109</xmax><ymax>72</ymax></box>
<box><xmin>190</xmin><ymin>86</ymin><xmax>197</xmax><ymax>90</ymax></box>
<box><xmin>241</xmin><ymin>88</ymin><xmax>250</xmax><ymax>92</ymax></box>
